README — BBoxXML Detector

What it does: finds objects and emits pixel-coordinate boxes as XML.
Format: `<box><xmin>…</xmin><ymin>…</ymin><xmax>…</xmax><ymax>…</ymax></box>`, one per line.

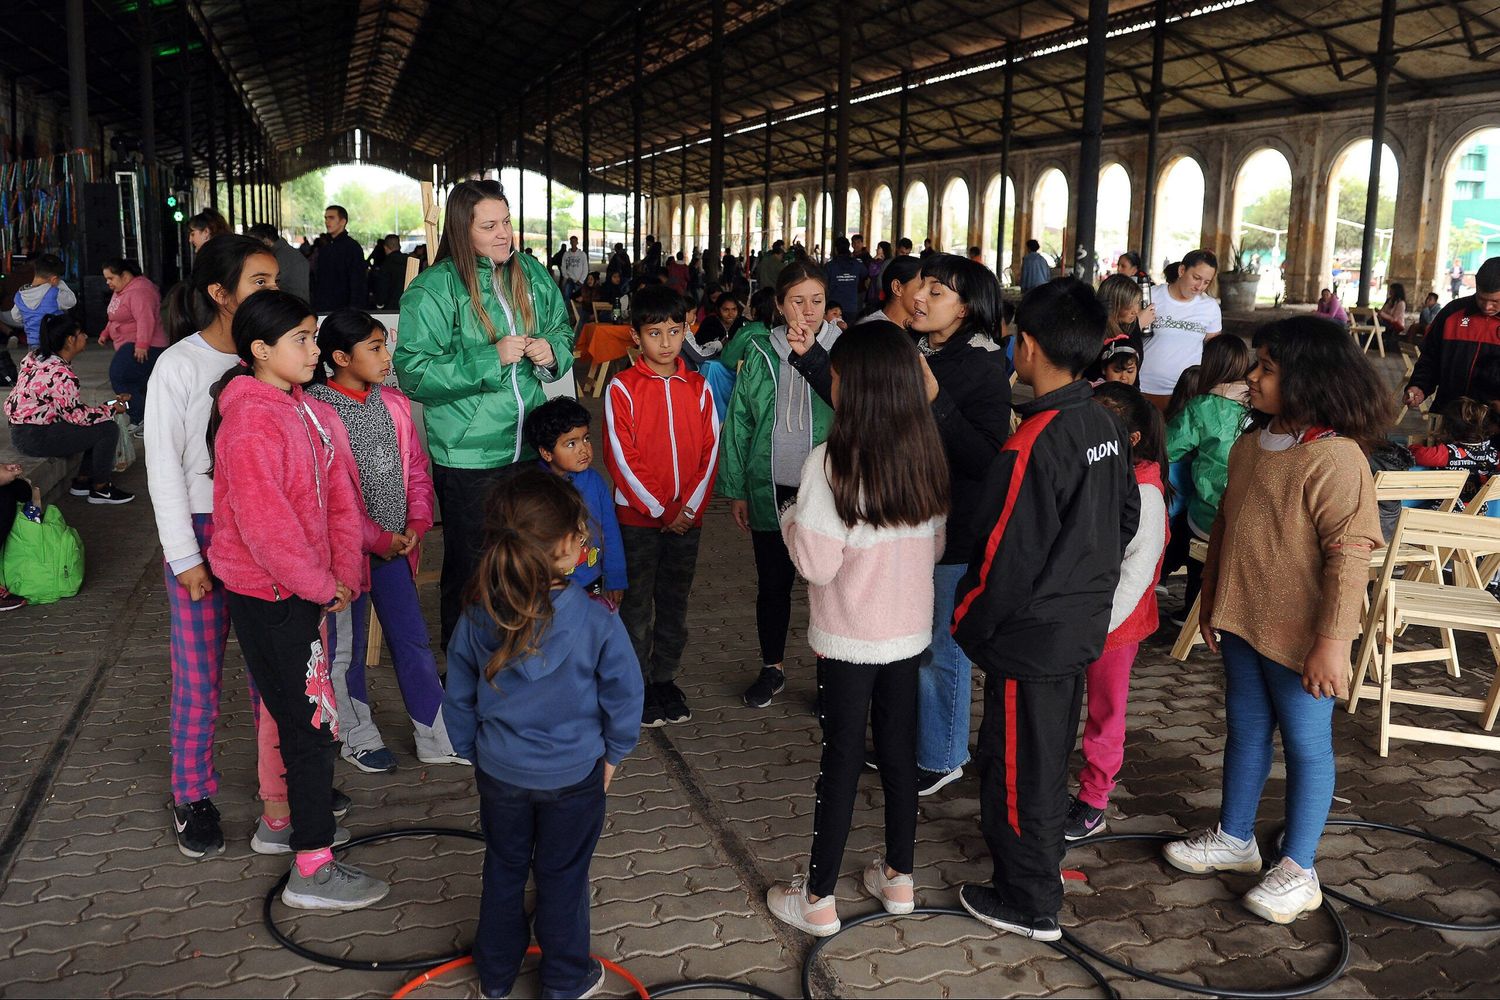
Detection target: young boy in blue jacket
<box><xmin>442</xmin><ymin>469</ymin><xmax>643</xmax><ymax>1000</ymax></box>
<box><xmin>526</xmin><ymin>397</ymin><xmax>628</xmax><ymax>609</ymax></box>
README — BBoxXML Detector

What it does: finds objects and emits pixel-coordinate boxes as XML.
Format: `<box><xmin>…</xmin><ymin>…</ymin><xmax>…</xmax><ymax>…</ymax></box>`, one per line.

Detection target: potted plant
<box><xmin>1217</xmin><ymin>243</ymin><xmax>1262</xmax><ymax>313</ymax></box>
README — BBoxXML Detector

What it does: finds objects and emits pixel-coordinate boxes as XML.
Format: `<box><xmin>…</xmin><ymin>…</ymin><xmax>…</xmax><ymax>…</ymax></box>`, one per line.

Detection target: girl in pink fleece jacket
<box><xmin>207</xmin><ymin>289</ymin><xmax>389</xmax><ymax>912</ymax></box>
<box><xmin>765</xmin><ymin>324</ymin><xmax>949</xmax><ymax>938</ymax></box>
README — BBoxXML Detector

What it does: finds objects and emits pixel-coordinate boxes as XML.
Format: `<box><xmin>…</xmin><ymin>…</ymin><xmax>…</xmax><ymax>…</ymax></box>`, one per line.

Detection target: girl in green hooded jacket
<box><xmin>394</xmin><ymin>180</ymin><xmax>575</xmax><ymax>648</ymax></box>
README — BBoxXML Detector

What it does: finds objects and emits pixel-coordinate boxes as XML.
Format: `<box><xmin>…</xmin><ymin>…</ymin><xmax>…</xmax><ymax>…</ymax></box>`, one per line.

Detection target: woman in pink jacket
<box><xmin>100</xmin><ymin>258</ymin><xmax>168</xmax><ymax>431</ymax></box>
<box><xmin>206</xmin><ymin>289</ymin><xmax>388</xmax><ymax>912</ymax></box>
<box><xmin>306</xmin><ymin>309</ymin><xmax>466</xmax><ymax>774</ymax></box>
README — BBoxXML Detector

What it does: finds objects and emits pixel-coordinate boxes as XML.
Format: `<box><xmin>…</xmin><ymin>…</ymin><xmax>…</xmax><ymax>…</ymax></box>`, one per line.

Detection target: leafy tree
<box><xmin>1333</xmin><ymin>179</ymin><xmax>1395</xmax><ymax>256</ymax></box>
<box><xmin>1449</xmin><ymin>221</ymin><xmax>1484</xmax><ymax>260</ymax></box>
<box><xmin>280</xmin><ymin>170</ymin><xmax>326</xmax><ymax>236</ymax></box>
<box><xmin>1239</xmin><ymin>186</ymin><xmax>1290</xmax><ymax>255</ymax></box>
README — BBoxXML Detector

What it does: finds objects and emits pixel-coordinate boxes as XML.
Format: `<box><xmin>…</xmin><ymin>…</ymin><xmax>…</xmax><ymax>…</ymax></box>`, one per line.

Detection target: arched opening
<box><xmin>904</xmin><ymin>180</ymin><xmax>930</xmax><ymax>244</ymax></box>
<box><xmin>846</xmin><ymin>189</ymin><xmax>862</xmax><ymax>242</ymax></box>
<box><xmin>1232</xmin><ymin>148</ymin><xmax>1293</xmax><ymax>303</ymax></box>
<box><xmin>1032</xmin><ymin>168</ymin><xmax>1069</xmax><ymax>261</ymax></box>
<box><xmin>730</xmin><ymin>200</ymin><xmax>745</xmax><ymax>255</ymax></box>
<box><xmin>770</xmin><ymin>196</ymin><xmax>785</xmax><ymax>245</ymax></box>
<box><xmin>671</xmin><ymin>206</ymin><xmax>683</xmax><ymax>255</ymax></box>
<box><xmin>697</xmin><ymin>202</ymin><xmax>710</xmax><ymax>250</ymax></box>
<box><xmin>817</xmin><ymin>192</ymin><xmax>834</xmax><ymax>255</ymax></box>
<box><xmin>1435</xmin><ymin>127</ymin><xmax>1500</xmax><ymax>301</ymax></box>
<box><xmin>1096</xmin><ymin>163</ymin><xmax>1131</xmax><ymax>272</ymax></box>
<box><xmin>940</xmin><ymin>177</ymin><xmax>971</xmax><ymax>254</ymax></box>
<box><xmin>982</xmin><ymin>174</ymin><xmax>1016</xmax><ymax>278</ymax></box>
<box><xmin>684</xmin><ymin>204</ymin><xmax>696</xmax><ymax>254</ymax></box>
<box><xmin>792</xmin><ymin>193</ymin><xmax>808</xmax><ymax>247</ymax></box>
<box><xmin>1151</xmin><ymin>156</ymin><xmax>1206</xmax><ymax>279</ymax></box>
<box><xmin>870</xmin><ymin>185</ymin><xmax>893</xmax><ymax>246</ymax></box>
<box><xmin>750</xmin><ymin>198</ymin><xmax>765</xmax><ymax>251</ymax></box>
<box><xmin>1326</xmin><ymin>140</ymin><xmax>1398</xmax><ymax>300</ymax></box>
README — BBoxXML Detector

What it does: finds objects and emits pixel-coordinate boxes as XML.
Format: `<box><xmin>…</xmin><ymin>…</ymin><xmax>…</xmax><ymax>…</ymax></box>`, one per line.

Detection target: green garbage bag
<box><xmin>2</xmin><ymin>501</ymin><xmax>84</xmax><ymax>604</ymax></box>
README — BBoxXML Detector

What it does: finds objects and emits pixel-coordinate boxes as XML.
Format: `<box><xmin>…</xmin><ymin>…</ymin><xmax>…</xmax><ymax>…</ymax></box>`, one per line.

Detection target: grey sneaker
<box><xmin>281</xmin><ymin>859</ymin><xmax>390</xmax><ymax>911</ymax></box>
<box><xmin>251</xmin><ymin>818</ymin><xmax>351</xmax><ymax>855</ymax></box>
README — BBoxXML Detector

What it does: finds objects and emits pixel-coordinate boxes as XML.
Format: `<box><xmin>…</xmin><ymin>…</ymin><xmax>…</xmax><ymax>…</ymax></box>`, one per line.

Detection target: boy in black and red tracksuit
<box><xmin>1404</xmin><ymin>257</ymin><xmax>1500</xmax><ymax>413</ymax></box>
<box><xmin>952</xmin><ymin>278</ymin><xmax>1139</xmax><ymax>941</ymax></box>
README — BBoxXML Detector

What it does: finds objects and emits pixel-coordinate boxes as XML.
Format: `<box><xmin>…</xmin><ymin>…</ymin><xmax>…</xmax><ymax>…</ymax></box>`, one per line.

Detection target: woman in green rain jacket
<box><xmin>394</xmin><ymin>180</ymin><xmax>574</xmax><ymax>647</ymax></box>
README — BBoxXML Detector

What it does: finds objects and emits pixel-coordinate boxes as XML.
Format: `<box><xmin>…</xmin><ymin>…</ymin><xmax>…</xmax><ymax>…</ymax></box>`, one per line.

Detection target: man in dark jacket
<box><xmin>824</xmin><ymin>236</ymin><xmax>865</xmax><ymax>319</ymax></box>
<box><xmin>1405</xmin><ymin>256</ymin><xmax>1500</xmax><ymax>412</ymax></box>
<box><xmin>951</xmin><ymin>277</ymin><xmax>1138</xmax><ymax>943</ymax></box>
<box><xmin>311</xmin><ymin>205</ymin><xmax>368</xmax><ymax>312</ymax></box>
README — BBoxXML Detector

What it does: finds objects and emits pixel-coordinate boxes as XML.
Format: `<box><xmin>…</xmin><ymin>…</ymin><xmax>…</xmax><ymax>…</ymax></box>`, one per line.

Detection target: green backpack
<box><xmin>2</xmin><ymin>501</ymin><xmax>85</xmax><ymax>604</ymax></box>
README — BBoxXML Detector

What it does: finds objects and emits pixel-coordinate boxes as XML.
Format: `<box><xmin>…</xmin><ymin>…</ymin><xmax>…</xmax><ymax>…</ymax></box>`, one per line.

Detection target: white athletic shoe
<box><xmin>861</xmin><ymin>857</ymin><xmax>915</xmax><ymax>915</ymax></box>
<box><xmin>1163</xmin><ymin>826</ymin><xmax>1263</xmax><ymax>874</ymax></box>
<box><xmin>766</xmin><ymin>875</ymin><xmax>841</xmax><ymax>937</ymax></box>
<box><xmin>1243</xmin><ymin>861</ymin><xmax>1322</xmax><ymax>924</ymax></box>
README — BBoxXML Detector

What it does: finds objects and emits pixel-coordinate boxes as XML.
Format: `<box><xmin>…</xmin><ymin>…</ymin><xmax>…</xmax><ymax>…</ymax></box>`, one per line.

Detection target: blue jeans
<box><xmin>474</xmin><ymin>761</ymin><xmax>605</xmax><ymax>998</ymax></box>
<box><xmin>108</xmin><ymin>344</ymin><xmax>163</xmax><ymax>425</ymax></box>
<box><xmin>917</xmin><ymin>562</ymin><xmax>973</xmax><ymax>773</ymax></box>
<box><xmin>1218</xmin><ymin>632</ymin><xmax>1336</xmax><ymax>868</ymax></box>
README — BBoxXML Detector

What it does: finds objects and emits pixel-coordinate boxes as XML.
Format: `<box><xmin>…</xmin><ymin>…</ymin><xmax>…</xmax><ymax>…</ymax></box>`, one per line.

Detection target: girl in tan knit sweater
<box><xmin>1163</xmin><ymin>317</ymin><xmax>1388</xmax><ymax>925</ymax></box>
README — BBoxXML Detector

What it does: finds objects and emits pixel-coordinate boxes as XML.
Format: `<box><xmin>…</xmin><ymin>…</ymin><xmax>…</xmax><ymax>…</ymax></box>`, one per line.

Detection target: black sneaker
<box><xmin>916</xmin><ymin>766</ymin><xmax>964</xmax><ymax>797</ymax></box>
<box><xmin>660</xmin><ymin>682</ymin><xmax>692</xmax><ymax>724</ymax></box>
<box><xmin>68</xmin><ymin>477</ymin><xmax>91</xmax><ymax>497</ymax></box>
<box><xmin>88</xmin><ymin>485</ymin><xmax>134</xmax><ymax>505</ymax></box>
<box><xmin>169</xmin><ymin>798</ymin><xmax>226</xmax><ymax>859</ymax></box>
<box><xmin>1063</xmin><ymin>796</ymin><xmax>1108</xmax><ymax>841</ymax></box>
<box><xmin>642</xmin><ymin>685</ymin><xmax>667</xmax><ymax>728</ymax></box>
<box><xmin>958</xmin><ymin>883</ymin><xmax>1061</xmax><ymax>942</ymax></box>
<box><xmin>742</xmin><ymin>666</ymin><xmax>785</xmax><ymax>708</ymax></box>
<box><xmin>332</xmin><ymin>787</ymin><xmax>351</xmax><ymax>819</ymax></box>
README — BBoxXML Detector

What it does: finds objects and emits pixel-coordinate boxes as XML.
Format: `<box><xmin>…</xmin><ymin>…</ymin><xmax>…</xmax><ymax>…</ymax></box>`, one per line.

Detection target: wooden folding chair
<box><xmin>1169</xmin><ymin>537</ymin><xmax>1211</xmax><ymax>661</ymax></box>
<box><xmin>592</xmin><ymin>301</ymin><xmax>614</xmax><ymax>323</ymax></box>
<box><xmin>1349</xmin><ymin>306</ymin><xmax>1384</xmax><ymax>358</ymax></box>
<box><xmin>1351</xmin><ymin>470</ymin><xmax>1471</xmax><ymax>684</ymax></box>
<box><xmin>1347</xmin><ymin>507</ymin><xmax>1500</xmax><ymax>755</ymax></box>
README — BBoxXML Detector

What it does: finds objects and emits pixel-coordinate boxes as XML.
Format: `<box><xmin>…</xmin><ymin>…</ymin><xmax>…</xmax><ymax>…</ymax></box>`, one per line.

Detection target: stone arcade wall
<box><xmin>655</xmin><ymin>93</ymin><xmax>1500</xmax><ymax>304</ymax></box>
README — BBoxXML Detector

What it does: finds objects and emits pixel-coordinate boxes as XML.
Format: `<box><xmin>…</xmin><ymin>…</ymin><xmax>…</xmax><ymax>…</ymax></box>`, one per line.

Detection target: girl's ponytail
<box><xmin>466</xmin><ymin>469</ymin><xmax>588</xmax><ymax>682</ymax></box>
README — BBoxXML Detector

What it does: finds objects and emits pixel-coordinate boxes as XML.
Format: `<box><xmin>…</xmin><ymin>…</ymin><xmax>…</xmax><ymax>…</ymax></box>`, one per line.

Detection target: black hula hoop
<box><xmin>1060</xmin><ymin>832</ymin><xmax>1349</xmax><ymax>999</ymax></box>
<box><xmin>649</xmin><ymin>981</ymin><xmax>785</xmax><ymax>999</ymax></box>
<box><xmin>1302</xmin><ymin>819</ymin><xmax>1500</xmax><ymax>932</ymax></box>
<box><xmin>262</xmin><ymin>826</ymin><xmax>485</xmax><ymax>972</ymax></box>
<box><xmin>801</xmin><ymin>906</ymin><xmax>1117</xmax><ymax>1000</ymax></box>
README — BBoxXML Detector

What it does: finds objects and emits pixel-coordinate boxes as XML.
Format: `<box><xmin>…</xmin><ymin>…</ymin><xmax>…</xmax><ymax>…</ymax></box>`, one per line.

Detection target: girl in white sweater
<box><xmin>765</xmin><ymin>321</ymin><xmax>949</xmax><ymax>936</ymax></box>
<box><xmin>146</xmin><ymin>236</ymin><xmax>289</xmax><ymax>858</ymax></box>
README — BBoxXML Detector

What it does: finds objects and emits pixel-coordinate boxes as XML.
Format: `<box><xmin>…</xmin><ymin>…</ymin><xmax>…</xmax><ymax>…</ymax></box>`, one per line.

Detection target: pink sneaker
<box><xmin>862</xmin><ymin>857</ymin><xmax>915</xmax><ymax>914</ymax></box>
<box><xmin>766</xmin><ymin>875</ymin><xmax>840</xmax><ymax>936</ymax></box>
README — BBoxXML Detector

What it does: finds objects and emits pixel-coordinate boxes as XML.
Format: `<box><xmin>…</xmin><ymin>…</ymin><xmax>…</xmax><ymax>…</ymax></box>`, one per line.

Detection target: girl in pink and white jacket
<box><xmin>305</xmin><ymin>309</ymin><xmax>466</xmax><ymax>774</ymax></box>
<box><xmin>1066</xmin><ymin>382</ymin><xmax>1170</xmax><ymax>843</ymax></box>
<box><xmin>765</xmin><ymin>323</ymin><xmax>949</xmax><ymax>938</ymax></box>
<box><xmin>206</xmin><ymin>289</ymin><xmax>389</xmax><ymax>912</ymax></box>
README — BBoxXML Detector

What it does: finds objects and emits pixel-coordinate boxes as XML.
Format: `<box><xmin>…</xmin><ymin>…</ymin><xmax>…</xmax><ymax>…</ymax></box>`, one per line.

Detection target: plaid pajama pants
<box><xmin>166</xmin><ymin>514</ymin><xmax>283</xmax><ymax>805</ymax></box>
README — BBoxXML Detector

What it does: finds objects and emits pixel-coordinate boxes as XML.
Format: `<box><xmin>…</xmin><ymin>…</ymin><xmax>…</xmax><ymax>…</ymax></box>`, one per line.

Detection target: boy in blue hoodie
<box><xmin>443</xmin><ymin>469</ymin><xmax>643</xmax><ymax>1000</ymax></box>
<box><xmin>526</xmin><ymin>396</ymin><xmax>628</xmax><ymax>610</ymax></box>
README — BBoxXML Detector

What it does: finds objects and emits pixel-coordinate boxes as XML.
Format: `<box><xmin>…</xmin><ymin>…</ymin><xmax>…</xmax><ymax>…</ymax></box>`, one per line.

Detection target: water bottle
<box><xmin>1138</xmin><ymin>276</ymin><xmax>1154</xmax><ymax>336</ymax></box>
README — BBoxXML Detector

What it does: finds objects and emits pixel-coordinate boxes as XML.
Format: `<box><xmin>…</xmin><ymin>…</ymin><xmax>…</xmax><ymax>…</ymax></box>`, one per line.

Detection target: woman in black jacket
<box><xmin>906</xmin><ymin>254</ymin><xmax>1011</xmax><ymax>792</ymax></box>
<box><xmin>785</xmin><ymin>254</ymin><xmax>1010</xmax><ymax>794</ymax></box>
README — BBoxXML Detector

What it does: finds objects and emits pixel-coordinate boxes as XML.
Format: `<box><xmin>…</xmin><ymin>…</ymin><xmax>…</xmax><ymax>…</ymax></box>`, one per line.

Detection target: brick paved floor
<box><xmin>0</xmin><ymin>385</ymin><xmax>1497</xmax><ymax>998</ymax></box>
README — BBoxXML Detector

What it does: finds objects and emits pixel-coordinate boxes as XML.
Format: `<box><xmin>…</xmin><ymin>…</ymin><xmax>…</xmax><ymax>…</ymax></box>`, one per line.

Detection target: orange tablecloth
<box><xmin>575</xmin><ymin>323</ymin><xmax>635</xmax><ymax>366</ymax></box>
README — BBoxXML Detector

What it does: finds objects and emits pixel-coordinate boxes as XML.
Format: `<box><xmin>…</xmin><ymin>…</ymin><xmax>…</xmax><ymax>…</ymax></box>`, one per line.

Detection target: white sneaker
<box><xmin>1243</xmin><ymin>861</ymin><xmax>1322</xmax><ymax>924</ymax></box>
<box><xmin>766</xmin><ymin>875</ymin><xmax>840</xmax><ymax>937</ymax></box>
<box><xmin>1163</xmin><ymin>826</ymin><xmax>1263</xmax><ymax>874</ymax></box>
<box><xmin>416</xmin><ymin>751</ymin><xmax>472</xmax><ymax>766</ymax></box>
<box><xmin>861</xmin><ymin>857</ymin><xmax>915</xmax><ymax>915</ymax></box>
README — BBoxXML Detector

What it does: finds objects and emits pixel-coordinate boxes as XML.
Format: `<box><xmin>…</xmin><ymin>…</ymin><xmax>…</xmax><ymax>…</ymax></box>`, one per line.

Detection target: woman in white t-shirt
<box><xmin>1138</xmin><ymin>249</ymin><xmax>1223</xmax><ymax>408</ymax></box>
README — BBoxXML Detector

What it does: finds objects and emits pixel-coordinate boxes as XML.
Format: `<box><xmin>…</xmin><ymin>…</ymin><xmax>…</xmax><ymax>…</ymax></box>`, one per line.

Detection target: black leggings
<box><xmin>809</xmin><ymin>655</ymin><xmax>919</xmax><ymax>898</ymax></box>
<box><xmin>750</xmin><ymin>485</ymin><xmax>799</xmax><ymax>666</ymax></box>
<box><xmin>10</xmin><ymin>420</ymin><xmax>119</xmax><ymax>486</ymax></box>
<box><xmin>1158</xmin><ymin>509</ymin><xmax>1204</xmax><ymax>610</ymax></box>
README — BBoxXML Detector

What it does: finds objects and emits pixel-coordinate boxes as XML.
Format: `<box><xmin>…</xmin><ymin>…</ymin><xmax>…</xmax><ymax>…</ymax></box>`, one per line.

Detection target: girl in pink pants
<box><xmin>1067</xmin><ymin>383</ymin><xmax>1170</xmax><ymax>841</ymax></box>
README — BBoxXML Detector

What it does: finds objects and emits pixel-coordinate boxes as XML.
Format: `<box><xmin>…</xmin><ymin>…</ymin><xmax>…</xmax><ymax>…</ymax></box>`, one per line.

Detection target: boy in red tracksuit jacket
<box><xmin>604</xmin><ymin>285</ymin><xmax>720</xmax><ymax>729</ymax></box>
<box><xmin>951</xmin><ymin>278</ymin><xmax>1139</xmax><ymax>943</ymax></box>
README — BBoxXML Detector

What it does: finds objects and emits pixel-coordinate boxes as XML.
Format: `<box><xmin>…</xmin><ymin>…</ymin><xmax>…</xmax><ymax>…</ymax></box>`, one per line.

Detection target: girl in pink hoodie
<box><xmin>207</xmin><ymin>289</ymin><xmax>388</xmax><ymax>912</ymax></box>
<box><xmin>765</xmin><ymin>323</ymin><xmax>949</xmax><ymax>938</ymax></box>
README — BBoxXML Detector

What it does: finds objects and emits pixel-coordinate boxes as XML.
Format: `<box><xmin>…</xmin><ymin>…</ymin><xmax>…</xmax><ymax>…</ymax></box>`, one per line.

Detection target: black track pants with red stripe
<box><xmin>976</xmin><ymin>668</ymin><xmax>1085</xmax><ymax>920</ymax></box>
